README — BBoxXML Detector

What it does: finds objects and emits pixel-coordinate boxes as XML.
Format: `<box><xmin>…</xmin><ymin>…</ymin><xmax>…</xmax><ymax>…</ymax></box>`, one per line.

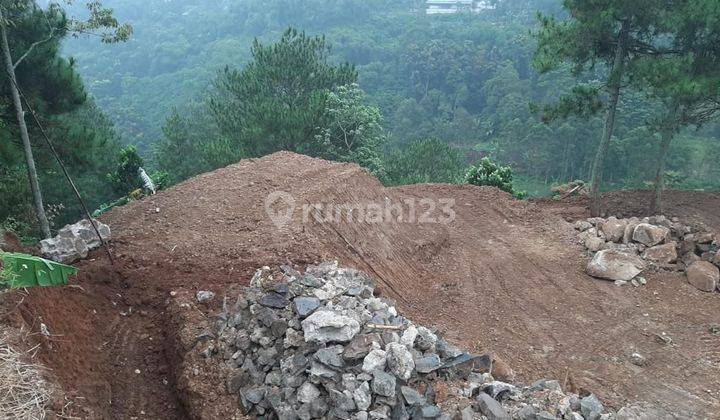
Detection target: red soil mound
<box><xmin>8</xmin><ymin>152</ymin><xmax>720</xmax><ymax>418</ymax></box>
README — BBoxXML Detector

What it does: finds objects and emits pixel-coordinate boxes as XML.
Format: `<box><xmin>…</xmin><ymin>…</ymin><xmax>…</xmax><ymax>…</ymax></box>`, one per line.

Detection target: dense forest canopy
<box><xmin>60</xmin><ymin>0</ymin><xmax>718</xmax><ymax>191</ymax></box>
<box><xmin>2</xmin><ymin>0</ymin><xmax>719</xmax><ymax>239</ymax></box>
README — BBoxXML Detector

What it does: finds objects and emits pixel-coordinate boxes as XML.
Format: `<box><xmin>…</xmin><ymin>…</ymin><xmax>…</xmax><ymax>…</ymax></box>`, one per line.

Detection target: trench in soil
<box><xmin>12</xmin><ymin>263</ymin><xmax>191</xmax><ymax>419</ymax></box>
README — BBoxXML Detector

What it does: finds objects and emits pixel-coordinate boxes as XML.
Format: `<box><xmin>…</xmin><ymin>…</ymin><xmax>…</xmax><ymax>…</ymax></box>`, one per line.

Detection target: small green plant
<box><xmin>107</xmin><ymin>145</ymin><xmax>144</xmax><ymax>194</ymax></box>
<box><xmin>0</xmin><ymin>217</ymin><xmax>37</xmax><ymax>245</ymax></box>
<box><xmin>663</xmin><ymin>171</ymin><xmax>686</xmax><ymax>189</ymax></box>
<box><xmin>150</xmin><ymin>171</ymin><xmax>170</xmax><ymax>191</ymax></box>
<box><xmin>464</xmin><ymin>157</ymin><xmax>526</xmax><ymax>199</ymax></box>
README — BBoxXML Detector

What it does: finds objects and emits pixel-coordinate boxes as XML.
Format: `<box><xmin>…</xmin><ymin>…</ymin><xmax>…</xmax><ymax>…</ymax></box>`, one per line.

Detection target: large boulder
<box><xmin>632</xmin><ymin>224</ymin><xmax>670</xmax><ymax>247</ymax></box>
<box><xmin>57</xmin><ymin>219</ymin><xmax>111</xmax><ymax>249</ymax></box>
<box><xmin>301</xmin><ymin>309</ymin><xmax>360</xmax><ymax>344</ymax></box>
<box><xmin>622</xmin><ymin>218</ymin><xmax>641</xmax><ymax>244</ymax></box>
<box><xmin>587</xmin><ymin>250</ymin><xmax>646</xmax><ymax>281</ymax></box>
<box><xmin>39</xmin><ymin>236</ymin><xmax>89</xmax><ymax>264</ymax></box>
<box><xmin>584</xmin><ymin>235</ymin><xmax>605</xmax><ymax>252</ymax></box>
<box><xmin>600</xmin><ymin>217</ymin><xmax>627</xmax><ymax>243</ymax></box>
<box><xmin>642</xmin><ymin>242</ymin><xmax>678</xmax><ymax>264</ymax></box>
<box><xmin>40</xmin><ymin>218</ymin><xmax>111</xmax><ymax>264</ymax></box>
<box><xmin>686</xmin><ymin>261</ymin><xmax>719</xmax><ymax>292</ymax></box>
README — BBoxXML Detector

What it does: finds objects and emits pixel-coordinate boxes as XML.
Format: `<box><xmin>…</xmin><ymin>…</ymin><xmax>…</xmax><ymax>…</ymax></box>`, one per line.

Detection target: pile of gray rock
<box><xmin>203</xmin><ymin>262</ymin><xmax>622</xmax><ymax>419</ymax></box>
<box><xmin>576</xmin><ymin>215</ymin><xmax>720</xmax><ymax>292</ymax></box>
<box><xmin>39</xmin><ymin>219</ymin><xmax>111</xmax><ymax>264</ymax></box>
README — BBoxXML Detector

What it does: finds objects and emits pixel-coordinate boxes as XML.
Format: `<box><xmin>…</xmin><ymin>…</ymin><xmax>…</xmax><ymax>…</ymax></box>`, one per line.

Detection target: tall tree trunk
<box><xmin>650</xmin><ymin>103</ymin><xmax>680</xmax><ymax>215</ymax></box>
<box><xmin>0</xmin><ymin>12</ymin><xmax>51</xmax><ymax>238</ymax></box>
<box><xmin>589</xmin><ymin>20</ymin><xmax>630</xmax><ymax>216</ymax></box>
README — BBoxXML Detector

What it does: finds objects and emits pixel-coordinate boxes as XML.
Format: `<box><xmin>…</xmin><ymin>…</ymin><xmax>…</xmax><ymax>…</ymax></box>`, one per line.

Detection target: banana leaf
<box><xmin>0</xmin><ymin>252</ymin><xmax>77</xmax><ymax>289</ymax></box>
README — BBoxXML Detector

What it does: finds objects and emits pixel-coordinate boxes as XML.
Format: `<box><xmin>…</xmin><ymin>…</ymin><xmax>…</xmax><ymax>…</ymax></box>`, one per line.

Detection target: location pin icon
<box><xmin>265</xmin><ymin>191</ymin><xmax>296</xmax><ymax>229</ymax></box>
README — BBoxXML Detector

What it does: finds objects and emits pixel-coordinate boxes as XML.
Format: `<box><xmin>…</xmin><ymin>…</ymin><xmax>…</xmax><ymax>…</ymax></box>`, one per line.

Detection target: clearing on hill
<box><xmin>5</xmin><ymin>152</ymin><xmax>719</xmax><ymax>418</ymax></box>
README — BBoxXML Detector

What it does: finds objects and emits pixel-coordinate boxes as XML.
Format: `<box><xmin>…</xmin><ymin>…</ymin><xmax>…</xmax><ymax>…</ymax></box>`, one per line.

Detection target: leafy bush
<box><xmin>150</xmin><ymin>171</ymin><xmax>170</xmax><ymax>191</ymax></box>
<box><xmin>384</xmin><ymin>138</ymin><xmax>465</xmax><ymax>186</ymax></box>
<box><xmin>464</xmin><ymin>157</ymin><xmax>526</xmax><ymax>199</ymax></box>
<box><xmin>0</xmin><ymin>217</ymin><xmax>37</xmax><ymax>245</ymax></box>
<box><xmin>107</xmin><ymin>146</ymin><xmax>144</xmax><ymax>194</ymax></box>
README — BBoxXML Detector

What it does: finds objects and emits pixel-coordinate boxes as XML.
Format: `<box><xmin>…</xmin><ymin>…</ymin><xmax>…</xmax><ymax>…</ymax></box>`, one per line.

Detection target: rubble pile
<box><xmin>204</xmin><ymin>262</ymin><xmax>621</xmax><ymax>419</ymax></box>
<box><xmin>40</xmin><ymin>219</ymin><xmax>111</xmax><ymax>264</ymax></box>
<box><xmin>576</xmin><ymin>215</ymin><xmax>720</xmax><ymax>292</ymax></box>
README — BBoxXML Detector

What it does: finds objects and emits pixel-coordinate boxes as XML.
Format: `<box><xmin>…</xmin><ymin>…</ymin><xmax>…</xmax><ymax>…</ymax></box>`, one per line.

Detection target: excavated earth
<box><xmin>3</xmin><ymin>152</ymin><xmax>720</xmax><ymax>419</ymax></box>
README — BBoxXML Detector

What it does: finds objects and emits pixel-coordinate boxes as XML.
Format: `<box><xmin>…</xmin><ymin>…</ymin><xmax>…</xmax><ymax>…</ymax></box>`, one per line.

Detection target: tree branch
<box><xmin>12</xmin><ymin>31</ymin><xmax>55</xmax><ymax>69</ymax></box>
<box><xmin>12</xmin><ymin>11</ymin><xmax>59</xmax><ymax>69</ymax></box>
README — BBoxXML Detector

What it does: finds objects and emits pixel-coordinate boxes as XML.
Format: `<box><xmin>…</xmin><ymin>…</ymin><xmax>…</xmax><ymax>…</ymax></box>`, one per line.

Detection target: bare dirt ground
<box><xmin>4</xmin><ymin>152</ymin><xmax>719</xmax><ymax>419</ymax></box>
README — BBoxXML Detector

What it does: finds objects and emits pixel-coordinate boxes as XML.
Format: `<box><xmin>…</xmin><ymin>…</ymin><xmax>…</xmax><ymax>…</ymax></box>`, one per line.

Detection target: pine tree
<box><xmin>635</xmin><ymin>0</ymin><xmax>720</xmax><ymax>212</ymax></box>
<box><xmin>209</xmin><ymin>27</ymin><xmax>357</xmax><ymax>157</ymax></box>
<box><xmin>0</xmin><ymin>0</ymin><xmax>130</xmax><ymax>238</ymax></box>
<box><xmin>534</xmin><ymin>0</ymin><xmax>682</xmax><ymax>215</ymax></box>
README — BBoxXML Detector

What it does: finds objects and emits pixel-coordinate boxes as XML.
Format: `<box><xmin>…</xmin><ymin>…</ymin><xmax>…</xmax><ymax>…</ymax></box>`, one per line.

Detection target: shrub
<box><xmin>464</xmin><ymin>157</ymin><xmax>526</xmax><ymax>199</ymax></box>
<box><xmin>150</xmin><ymin>171</ymin><xmax>170</xmax><ymax>191</ymax></box>
<box><xmin>107</xmin><ymin>146</ymin><xmax>144</xmax><ymax>194</ymax></box>
<box><xmin>384</xmin><ymin>138</ymin><xmax>465</xmax><ymax>186</ymax></box>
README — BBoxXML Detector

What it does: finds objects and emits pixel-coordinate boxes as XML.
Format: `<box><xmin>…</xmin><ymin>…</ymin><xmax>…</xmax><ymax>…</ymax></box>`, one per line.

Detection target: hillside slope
<box><xmin>12</xmin><ymin>152</ymin><xmax>720</xmax><ymax>418</ymax></box>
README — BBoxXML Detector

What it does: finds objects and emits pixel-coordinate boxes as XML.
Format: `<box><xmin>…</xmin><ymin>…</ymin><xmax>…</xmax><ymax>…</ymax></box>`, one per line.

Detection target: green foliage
<box><xmin>0</xmin><ymin>1</ymin><xmax>125</xmax><ymax>237</ymax></box>
<box><xmin>385</xmin><ymin>138</ymin><xmax>465</xmax><ymax>186</ymax></box>
<box><xmin>465</xmin><ymin>157</ymin><xmax>526</xmax><ymax>198</ymax></box>
<box><xmin>107</xmin><ymin>145</ymin><xmax>144</xmax><ymax>194</ymax></box>
<box><xmin>150</xmin><ymin>171</ymin><xmax>170</xmax><ymax>191</ymax></box>
<box><xmin>313</xmin><ymin>84</ymin><xmax>386</xmax><ymax>177</ymax></box>
<box><xmin>154</xmin><ymin>105</ymin><xmax>228</xmax><ymax>184</ymax></box>
<box><xmin>157</xmin><ymin>30</ymin><xmax>383</xmax><ymax>185</ymax></box>
<box><xmin>209</xmin><ymin>27</ymin><xmax>357</xmax><ymax>157</ymax></box>
<box><xmin>532</xmin><ymin>84</ymin><xmax>604</xmax><ymax>122</ymax></box>
<box><xmin>52</xmin><ymin>0</ymin><xmax>720</xmax><ymax>196</ymax></box>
